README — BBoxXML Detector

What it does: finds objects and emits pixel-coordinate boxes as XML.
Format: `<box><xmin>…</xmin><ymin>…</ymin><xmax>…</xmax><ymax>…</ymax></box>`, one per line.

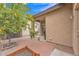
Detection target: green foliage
<box><xmin>0</xmin><ymin>3</ymin><xmax>31</xmax><ymax>37</ymax></box>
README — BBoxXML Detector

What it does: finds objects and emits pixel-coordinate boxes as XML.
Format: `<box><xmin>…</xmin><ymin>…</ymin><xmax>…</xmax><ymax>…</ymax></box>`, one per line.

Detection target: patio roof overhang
<box><xmin>34</xmin><ymin>3</ymin><xmax>65</xmax><ymax>21</ymax></box>
<box><xmin>34</xmin><ymin>3</ymin><xmax>68</xmax><ymax>21</ymax></box>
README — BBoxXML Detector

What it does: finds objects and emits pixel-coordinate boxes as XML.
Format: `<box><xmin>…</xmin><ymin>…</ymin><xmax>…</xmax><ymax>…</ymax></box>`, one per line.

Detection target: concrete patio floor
<box><xmin>0</xmin><ymin>37</ymin><xmax>74</xmax><ymax>56</ymax></box>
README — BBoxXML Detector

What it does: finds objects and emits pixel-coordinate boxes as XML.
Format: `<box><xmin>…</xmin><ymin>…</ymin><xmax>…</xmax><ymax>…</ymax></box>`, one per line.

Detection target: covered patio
<box><xmin>0</xmin><ymin>3</ymin><xmax>79</xmax><ymax>56</ymax></box>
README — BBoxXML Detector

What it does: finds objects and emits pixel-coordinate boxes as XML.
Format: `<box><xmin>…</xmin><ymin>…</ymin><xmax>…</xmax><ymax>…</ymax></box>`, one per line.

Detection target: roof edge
<box><xmin>34</xmin><ymin>3</ymin><xmax>64</xmax><ymax>17</ymax></box>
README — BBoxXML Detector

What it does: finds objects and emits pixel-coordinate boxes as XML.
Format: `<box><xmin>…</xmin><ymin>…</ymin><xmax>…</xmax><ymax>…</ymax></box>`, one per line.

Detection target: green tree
<box><xmin>0</xmin><ymin>3</ymin><xmax>35</xmax><ymax>44</ymax></box>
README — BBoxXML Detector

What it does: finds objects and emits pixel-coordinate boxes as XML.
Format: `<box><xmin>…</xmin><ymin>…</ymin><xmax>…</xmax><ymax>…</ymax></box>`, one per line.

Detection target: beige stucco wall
<box><xmin>46</xmin><ymin>4</ymin><xmax>73</xmax><ymax>47</ymax></box>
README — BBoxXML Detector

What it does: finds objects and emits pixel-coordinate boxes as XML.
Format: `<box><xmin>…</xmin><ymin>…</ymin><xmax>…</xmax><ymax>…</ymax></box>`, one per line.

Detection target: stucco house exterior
<box><xmin>34</xmin><ymin>3</ymin><xmax>79</xmax><ymax>55</ymax></box>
